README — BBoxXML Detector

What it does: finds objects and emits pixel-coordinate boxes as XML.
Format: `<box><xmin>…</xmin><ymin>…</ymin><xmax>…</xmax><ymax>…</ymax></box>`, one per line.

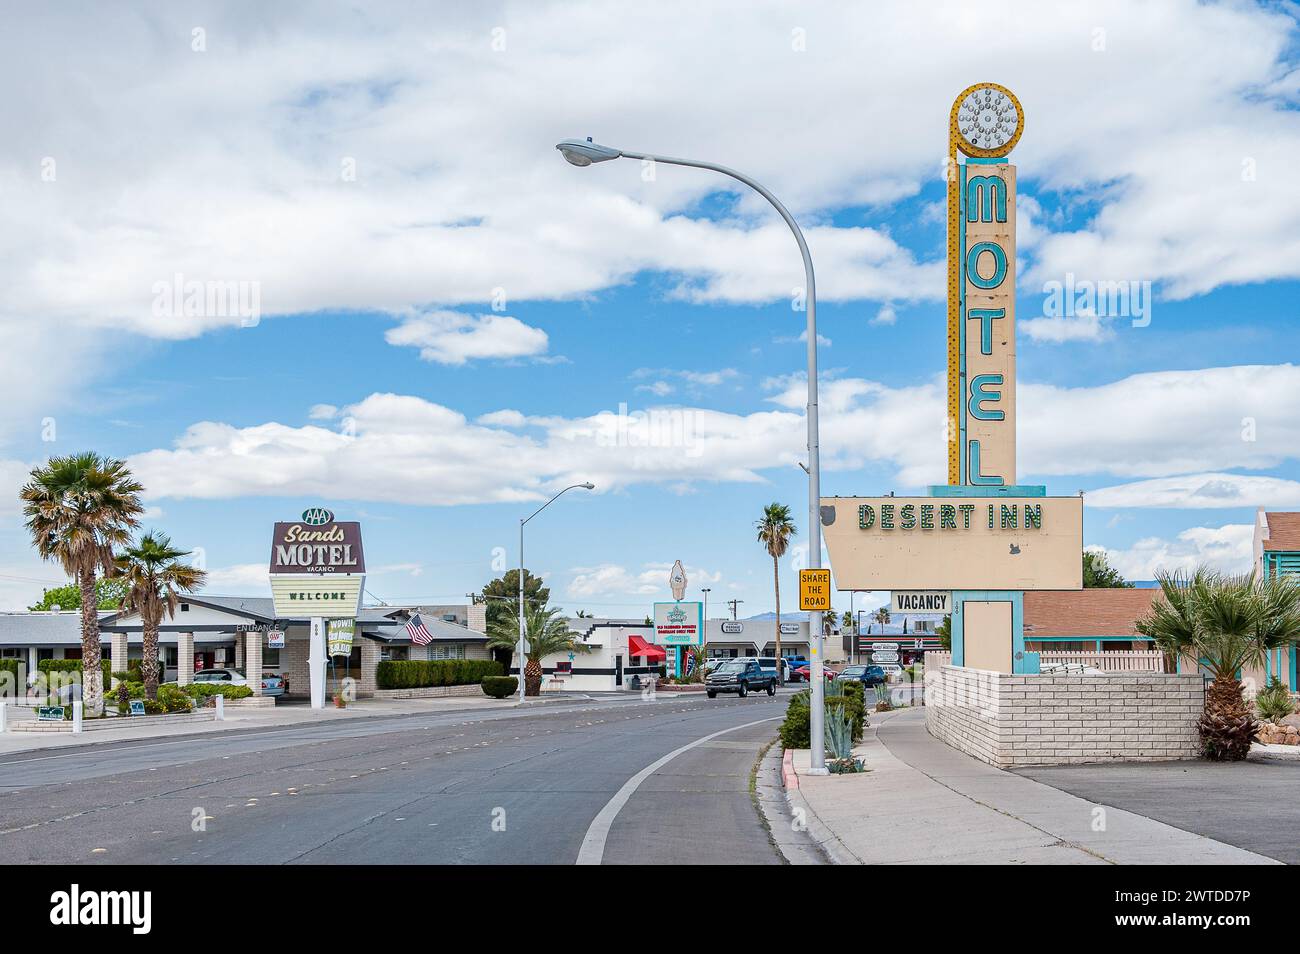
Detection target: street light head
<box><xmin>580</xmin><ymin>482</ymin><xmax>596</xmax><ymax>490</ymax></box>
<box><xmin>556</xmin><ymin>138</ymin><xmax>622</xmax><ymax>166</ymax></box>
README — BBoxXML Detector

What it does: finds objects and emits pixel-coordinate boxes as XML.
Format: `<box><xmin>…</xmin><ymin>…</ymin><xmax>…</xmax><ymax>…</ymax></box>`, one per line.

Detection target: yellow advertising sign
<box><xmin>799</xmin><ymin>568</ymin><xmax>832</xmax><ymax>611</ymax></box>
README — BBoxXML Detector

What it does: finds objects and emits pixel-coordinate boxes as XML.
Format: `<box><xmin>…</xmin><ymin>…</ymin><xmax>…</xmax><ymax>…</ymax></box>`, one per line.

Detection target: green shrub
<box><xmin>38</xmin><ymin>659</ymin><xmax>112</xmax><ymax>678</ymax></box>
<box><xmin>778</xmin><ymin>688</ymin><xmax>865</xmax><ymax>749</ymax></box>
<box><xmin>1256</xmin><ymin>678</ymin><xmax>1295</xmax><ymax>723</ymax></box>
<box><xmin>183</xmin><ymin>683</ymin><xmax>253</xmax><ymax>700</ymax></box>
<box><xmin>376</xmin><ymin>659</ymin><xmax>503</xmax><ymax>690</ymax></box>
<box><xmin>481</xmin><ymin>676</ymin><xmax>519</xmax><ymax>699</ymax></box>
<box><xmin>0</xmin><ymin>658</ymin><xmax>20</xmax><ymax>693</ymax></box>
<box><xmin>155</xmin><ymin>684</ymin><xmax>194</xmax><ymax>714</ymax></box>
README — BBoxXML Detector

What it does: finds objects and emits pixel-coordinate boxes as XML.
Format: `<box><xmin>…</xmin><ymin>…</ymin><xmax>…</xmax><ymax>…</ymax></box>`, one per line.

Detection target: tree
<box><xmin>116</xmin><ymin>532</ymin><xmax>207</xmax><ymax>700</ymax></box>
<box><xmin>1137</xmin><ymin>568</ymin><xmax>1300</xmax><ymax>761</ymax></box>
<box><xmin>872</xmin><ymin>606</ymin><xmax>891</xmax><ymax>634</ymax></box>
<box><xmin>485</xmin><ymin>602</ymin><xmax>589</xmax><ymax>697</ymax></box>
<box><xmin>841</xmin><ymin>610</ymin><xmax>854</xmax><ymax>632</ymax></box>
<box><xmin>29</xmin><ymin>577</ymin><xmax>127</xmax><ymax>611</ymax></box>
<box><xmin>21</xmin><ymin>453</ymin><xmax>144</xmax><ymax>714</ymax></box>
<box><xmin>756</xmin><ymin>503</ymin><xmax>796</xmax><ymax>684</ymax></box>
<box><xmin>1083</xmin><ymin>550</ymin><xmax>1134</xmax><ymax>588</ymax></box>
<box><xmin>481</xmin><ymin>569</ymin><xmax>549</xmax><ymax>666</ymax></box>
<box><xmin>936</xmin><ymin>614</ymin><xmax>952</xmax><ymax>651</ymax></box>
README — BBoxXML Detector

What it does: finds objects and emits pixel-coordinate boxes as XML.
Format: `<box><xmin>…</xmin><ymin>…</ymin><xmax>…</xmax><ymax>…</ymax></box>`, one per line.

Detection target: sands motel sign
<box><xmin>821</xmin><ymin>85</ymin><xmax>1083</xmax><ymax>674</ymax></box>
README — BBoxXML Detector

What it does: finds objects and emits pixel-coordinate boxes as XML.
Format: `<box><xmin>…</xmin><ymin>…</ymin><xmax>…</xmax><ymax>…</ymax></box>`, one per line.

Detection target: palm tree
<box><xmin>116</xmin><ymin>532</ymin><xmax>207</xmax><ymax>700</ymax></box>
<box><xmin>485</xmin><ymin>603</ymin><xmax>590</xmax><ymax>696</ymax></box>
<box><xmin>1137</xmin><ymin>568</ymin><xmax>1300</xmax><ymax>761</ymax></box>
<box><xmin>21</xmin><ymin>453</ymin><xmax>144</xmax><ymax>714</ymax></box>
<box><xmin>756</xmin><ymin>503</ymin><xmax>796</xmax><ymax>684</ymax></box>
<box><xmin>872</xmin><ymin>606</ymin><xmax>891</xmax><ymax>634</ymax></box>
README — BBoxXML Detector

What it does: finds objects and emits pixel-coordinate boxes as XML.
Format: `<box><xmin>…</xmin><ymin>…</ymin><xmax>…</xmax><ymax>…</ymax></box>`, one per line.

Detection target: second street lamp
<box><xmin>518</xmin><ymin>482</ymin><xmax>595</xmax><ymax>703</ymax></box>
<box><xmin>556</xmin><ymin>137</ymin><xmax>829</xmax><ymax>774</ymax></box>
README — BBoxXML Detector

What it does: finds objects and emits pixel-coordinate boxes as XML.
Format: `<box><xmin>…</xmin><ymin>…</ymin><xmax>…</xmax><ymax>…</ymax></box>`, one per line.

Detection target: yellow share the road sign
<box><xmin>799</xmin><ymin>568</ymin><xmax>831</xmax><ymax>611</ymax></box>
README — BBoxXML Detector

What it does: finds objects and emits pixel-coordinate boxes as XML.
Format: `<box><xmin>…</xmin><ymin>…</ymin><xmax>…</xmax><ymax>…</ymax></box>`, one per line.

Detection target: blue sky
<box><xmin>1</xmin><ymin>1</ymin><xmax>1299</xmax><ymax>615</ymax></box>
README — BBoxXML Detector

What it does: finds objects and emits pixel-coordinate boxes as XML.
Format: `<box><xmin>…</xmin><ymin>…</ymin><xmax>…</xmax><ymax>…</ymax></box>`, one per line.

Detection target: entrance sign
<box><xmin>653</xmin><ymin>601</ymin><xmax>703</xmax><ymax>645</ymax></box>
<box><xmin>327</xmin><ymin>618</ymin><xmax>355</xmax><ymax>656</ymax></box>
<box><xmin>799</xmin><ymin>568</ymin><xmax>831</xmax><ymax>611</ymax></box>
<box><xmin>891</xmin><ymin>591</ymin><xmax>952</xmax><ymax>614</ymax></box>
<box><xmin>820</xmin><ymin>496</ymin><xmax>1082</xmax><ymax>590</ymax></box>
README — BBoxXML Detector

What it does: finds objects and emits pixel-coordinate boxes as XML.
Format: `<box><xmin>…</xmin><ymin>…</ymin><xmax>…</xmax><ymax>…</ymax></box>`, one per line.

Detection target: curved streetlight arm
<box><xmin>614</xmin><ymin>148</ymin><xmax>825</xmax><ymax>771</ymax></box>
<box><xmin>518</xmin><ymin>481</ymin><xmax>594</xmax><ymax>703</ymax></box>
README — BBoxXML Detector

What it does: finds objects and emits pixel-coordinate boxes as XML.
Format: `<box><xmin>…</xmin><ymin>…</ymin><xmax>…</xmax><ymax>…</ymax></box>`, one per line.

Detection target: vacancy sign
<box><xmin>799</xmin><ymin>569</ymin><xmax>832</xmax><ymax>611</ymax></box>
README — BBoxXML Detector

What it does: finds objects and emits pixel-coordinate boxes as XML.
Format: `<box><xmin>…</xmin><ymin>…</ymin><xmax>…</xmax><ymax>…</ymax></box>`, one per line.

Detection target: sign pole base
<box><xmin>309</xmin><ymin>616</ymin><xmax>326</xmax><ymax>710</ymax></box>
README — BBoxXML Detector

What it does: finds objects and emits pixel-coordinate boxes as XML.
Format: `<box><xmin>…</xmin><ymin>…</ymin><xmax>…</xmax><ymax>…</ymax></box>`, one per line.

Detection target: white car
<box><xmin>193</xmin><ymin>667</ymin><xmax>286</xmax><ymax>697</ymax></box>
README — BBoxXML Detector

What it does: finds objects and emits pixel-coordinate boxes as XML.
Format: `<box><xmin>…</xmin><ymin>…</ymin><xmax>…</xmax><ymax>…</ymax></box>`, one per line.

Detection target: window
<box><xmin>0</xmin><ymin>648</ymin><xmax>21</xmax><ymax>658</ymax></box>
<box><xmin>38</xmin><ymin>648</ymin><xmax>53</xmax><ymax>661</ymax></box>
<box><xmin>428</xmin><ymin>643</ymin><xmax>464</xmax><ymax>660</ymax></box>
<box><xmin>165</xmin><ymin>647</ymin><xmax>178</xmax><ymax>667</ymax></box>
<box><xmin>64</xmin><ymin>647</ymin><xmax>83</xmax><ymax>660</ymax></box>
<box><xmin>180</xmin><ymin>604</ymin><xmax>190</xmax><ymax>612</ymax></box>
<box><xmin>263</xmin><ymin>649</ymin><xmax>281</xmax><ymax>668</ymax></box>
<box><xmin>383</xmin><ymin>647</ymin><xmax>409</xmax><ymax>662</ymax></box>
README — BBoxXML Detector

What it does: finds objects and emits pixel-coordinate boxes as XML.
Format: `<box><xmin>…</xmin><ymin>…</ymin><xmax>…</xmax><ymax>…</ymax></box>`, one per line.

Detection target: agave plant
<box><xmin>825</xmin><ymin>703</ymin><xmax>853</xmax><ymax>760</ymax></box>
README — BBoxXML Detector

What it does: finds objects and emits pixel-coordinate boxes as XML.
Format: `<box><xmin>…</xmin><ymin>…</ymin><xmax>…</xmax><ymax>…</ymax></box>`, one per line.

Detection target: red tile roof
<box><xmin>1263</xmin><ymin>512</ymin><xmax>1300</xmax><ymax>552</ymax></box>
<box><xmin>1022</xmin><ymin>588</ymin><xmax>1161</xmax><ymax>638</ymax></box>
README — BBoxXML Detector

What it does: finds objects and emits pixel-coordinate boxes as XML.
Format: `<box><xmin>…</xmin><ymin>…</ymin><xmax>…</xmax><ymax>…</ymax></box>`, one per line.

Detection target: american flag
<box><xmin>406</xmin><ymin>612</ymin><xmax>433</xmax><ymax>646</ymax></box>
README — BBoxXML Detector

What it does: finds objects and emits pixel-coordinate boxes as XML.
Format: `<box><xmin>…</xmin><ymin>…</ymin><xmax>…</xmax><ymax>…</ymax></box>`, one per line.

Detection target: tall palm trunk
<box><xmin>524</xmin><ymin>657</ymin><xmax>543</xmax><ymax>697</ymax></box>
<box><xmin>142</xmin><ymin>616</ymin><xmax>161</xmax><ymax>700</ymax></box>
<box><xmin>1201</xmin><ymin>676</ymin><xmax>1255</xmax><ymax>761</ymax></box>
<box><xmin>772</xmin><ymin>555</ymin><xmax>782</xmax><ymax>685</ymax></box>
<box><xmin>77</xmin><ymin>564</ymin><xmax>103</xmax><ymax>714</ymax></box>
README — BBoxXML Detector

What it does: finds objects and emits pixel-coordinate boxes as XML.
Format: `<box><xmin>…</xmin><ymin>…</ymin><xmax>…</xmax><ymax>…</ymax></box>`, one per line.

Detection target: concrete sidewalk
<box><xmin>787</xmin><ymin>708</ymin><xmax>1278</xmax><ymax>865</ymax></box>
<box><xmin>0</xmin><ymin>693</ymin><xmax>598</xmax><ymax>756</ymax></box>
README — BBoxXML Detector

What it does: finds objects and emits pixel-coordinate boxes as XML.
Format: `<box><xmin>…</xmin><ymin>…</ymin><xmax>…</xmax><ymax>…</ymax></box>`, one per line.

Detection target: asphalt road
<box><xmin>0</xmin><ymin>693</ymin><xmax>791</xmax><ymax>865</ymax></box>
<box><xmin>1016</xmin><ymin>758</ymin><xmax>1300</xmax><ymax>864</ymax></box>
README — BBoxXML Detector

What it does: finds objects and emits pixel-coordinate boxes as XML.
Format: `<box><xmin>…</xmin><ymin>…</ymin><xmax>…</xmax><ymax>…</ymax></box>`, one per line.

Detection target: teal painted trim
<box><xmin>1266</xmin><ymin>649</ymin><xmax>1272</xmax><ymax>681</ymax></box>
<box><xmin>1094</xmin><ymin>640</ymin><xmax>1102</xmax><ymax>652</ymax></box>
<box><xmin>1291</xmin><ymin>645</ymin><xmax>1298</xmax><ymax>692</ymax></box>
<box><xmin>950</xmin><ymin>590</ymin><xmax>1025</xmax><ymax>671</ymax></box>
<box><xmin>928</xmin><ymin>484</ymin><xmax>1046</xmax><ymax>497</ymax></box>
<box><xmin>966</xmin><ymin>157</ymin><xmax>1006</xmax><ymax>165</ymax></box>
<box><xmin>958</xmin><ymin>163</ymin><xmax>967</xmax><ymax>484</ymax></box>
<box><xmin>1022</xmin><ymin>651</ymin><xmax>1041</xmax><ymax>674</ymax></box>
<box><xmin>1028</xmin><ymin>635</ymin><xmax>1151</xmax><ymax>642</ymax></box>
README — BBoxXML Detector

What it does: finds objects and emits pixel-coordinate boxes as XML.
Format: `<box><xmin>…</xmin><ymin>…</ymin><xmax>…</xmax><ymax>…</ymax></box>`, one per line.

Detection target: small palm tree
<box><xmin>21</xmin><ymin>453</ymin><xmax>144</xmax><ymax>714</ymax></box>
<box><xmin>1137</xmin><ymin>568</ymin><xmax>1300</xmax><ymax>761</ymax></box>
<box><xmin>872</xmin><ymin>606</ymin><xmax>891</xmax><ymax>634</ymax></box>
<box><xmin>486</xmin><ymin>603</ymin><xmax>590</xmax><ymax>696</ymax></box>
<box><xmin>756</xmin><ymin>503</ymin><xmax>796</xmax><ymax>684</ymax></box>
<box><xmin>116</xmin><ymin>532</ymin><xmax>207</xmax><ymax>700</ymax></box>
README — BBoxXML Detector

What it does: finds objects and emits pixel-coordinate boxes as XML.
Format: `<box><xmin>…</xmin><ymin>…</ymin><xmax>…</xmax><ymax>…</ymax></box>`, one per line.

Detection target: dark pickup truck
<box><xmin>706</xmin><ymin>659</ymin><xmax>777</xmax><ymax>698</ymax></box>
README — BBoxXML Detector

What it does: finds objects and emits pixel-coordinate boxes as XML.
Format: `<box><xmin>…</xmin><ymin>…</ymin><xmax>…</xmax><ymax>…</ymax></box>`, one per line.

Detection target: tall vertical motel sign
<box><xmin>819</xmin><ymin>85</ymin><xmax>1083</xmax><ymax>675</ymax></box>
<box><xmin>947</xmin><ymin>82</ymin><xmax>1022</xmax><ymax>486</ymax></box>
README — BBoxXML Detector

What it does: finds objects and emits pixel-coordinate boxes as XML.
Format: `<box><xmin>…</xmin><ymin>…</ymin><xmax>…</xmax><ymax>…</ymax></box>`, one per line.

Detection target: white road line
<box><xmin>575</xmin><ymin>716</ymin><xmax>778</xmax><ymax>866</ymax></box>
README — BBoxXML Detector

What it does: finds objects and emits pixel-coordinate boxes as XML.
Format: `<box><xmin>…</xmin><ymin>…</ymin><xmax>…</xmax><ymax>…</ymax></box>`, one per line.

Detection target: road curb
<box><xmin>757</xmin><ymin>743</ymin><xmax>827</xmax><ymax>864</ymax></box>
<box><xmin>781</xmin><ymin>747</ymin><xmax>799</xmax><ymax>789</ymax></box>
<box><xmin>779</xmin><ymin>746</ymin><xmax>867</xmax><ymax>866</ymax></box>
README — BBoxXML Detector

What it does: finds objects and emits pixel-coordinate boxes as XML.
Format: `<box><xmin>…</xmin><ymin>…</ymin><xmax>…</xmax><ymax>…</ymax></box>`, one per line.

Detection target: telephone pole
<box><xmin>728</xmin><ymin>599</ymin><xmax>744</xmax><ymax>621</ymax></box>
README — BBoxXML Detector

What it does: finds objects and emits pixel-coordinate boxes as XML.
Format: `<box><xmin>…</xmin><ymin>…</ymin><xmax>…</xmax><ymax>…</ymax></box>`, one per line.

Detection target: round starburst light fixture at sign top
<box><xmin>952</xmin><ymin>83</ymin><xmax>1024</xmax><ymax>158</ymax></box>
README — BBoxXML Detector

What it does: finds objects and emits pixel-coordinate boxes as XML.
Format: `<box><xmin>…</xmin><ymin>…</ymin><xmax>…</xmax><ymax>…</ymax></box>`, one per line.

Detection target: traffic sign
<box><xmin>799</xmin><ymin>568</ymin><xmax>831</xmax><ymax>611</ymax></box>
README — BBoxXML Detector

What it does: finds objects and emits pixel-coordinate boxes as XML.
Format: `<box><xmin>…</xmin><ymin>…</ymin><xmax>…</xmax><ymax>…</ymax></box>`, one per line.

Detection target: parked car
<box><xmin>783</xmin><ymin>656</ymin><xmax>811</xmax><ymax>681</ymax></box>
<box><xmin>836</xmin><ymin>664</ymin><xmax>887</xmax><ymax>688</ymax></box>
<box><xmin>192</xmin><ymin>667</ymin><xmax>285</xmax><ymax>698</ymax></box>
<box><xmin>754</xmin><ymin>656</ymin><xmax>793</xmax><ymax>683</ymax></box>
<box><xmin>793</xmin><ymin>664</ymin><xmax>838</xmax><ymax>682</ymax></box>
<box><xmin>706</xmin><ymin>659</ymin><xmax>777</xmax><ymax>698</ymax></box>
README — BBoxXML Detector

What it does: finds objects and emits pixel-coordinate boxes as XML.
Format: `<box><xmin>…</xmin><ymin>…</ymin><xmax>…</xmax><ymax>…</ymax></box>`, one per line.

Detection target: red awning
<box><xmin>629</xmin><ymin>634</ymin><xmax>667</xmax><ymax>660</ymax></box>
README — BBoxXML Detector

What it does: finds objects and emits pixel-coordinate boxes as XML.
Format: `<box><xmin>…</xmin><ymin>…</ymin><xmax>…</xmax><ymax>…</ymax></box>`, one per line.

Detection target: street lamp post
<box><xmin>700</xmin><ymin>586</ymin><xmax>711</xmax><ymax>672</ymax></box>
<box><xmin>518</xmin><ymin>482</ymin><xmax>595</xmax><ymax>704</ymax></box>
<box><xmin>557</xmin><ymin>138</ymin><xmax>827</xmax><ymax>774</ymax></box>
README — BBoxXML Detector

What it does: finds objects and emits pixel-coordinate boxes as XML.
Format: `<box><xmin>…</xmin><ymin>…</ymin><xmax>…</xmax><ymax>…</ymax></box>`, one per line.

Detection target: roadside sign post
<box><xmin>799</xmin><ymin>568</ymin><xmax>832</xmax><ymax>773</ymax></box>
<box><xmin>72</xmin><ymin>700</ymin><xmax>82</xmax><ymax>734</ymax></box>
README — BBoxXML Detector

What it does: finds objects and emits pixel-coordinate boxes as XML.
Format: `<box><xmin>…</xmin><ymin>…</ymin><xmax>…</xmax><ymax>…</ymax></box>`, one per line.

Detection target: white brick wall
<box><xmin>924</xmin><ymin>665</ymin><xmax>1203</xmax><ymax>767</ymax></box>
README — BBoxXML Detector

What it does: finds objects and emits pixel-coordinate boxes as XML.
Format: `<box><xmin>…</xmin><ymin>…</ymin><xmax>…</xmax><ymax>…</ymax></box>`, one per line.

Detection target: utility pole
<box><xmin>728</xmin><ymin>599</ymin><xmax>744</xmax><ymax>621</ymax></box>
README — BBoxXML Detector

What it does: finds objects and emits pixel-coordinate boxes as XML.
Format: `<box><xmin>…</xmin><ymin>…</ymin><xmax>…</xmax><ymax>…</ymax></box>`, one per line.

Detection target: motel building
<box><xmin>0</xmin><ymin>596</ymin><xmax>489</xmax><ymax>698</ymax></box>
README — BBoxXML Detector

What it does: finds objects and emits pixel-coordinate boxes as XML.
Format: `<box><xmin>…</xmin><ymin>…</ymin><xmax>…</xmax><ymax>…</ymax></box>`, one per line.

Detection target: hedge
<box><xmin>376</xmin><ymin>658</ymin><xmax>503</xmax><ymax>690</ymax></box>
<box><xmin>38</xmin><ymin>659</ymin><xmax>112</xmax><ymax>679</ymax></box>
<box><xmin>481</xmin><ymin>676</ymin><xmax>518</xmax><ymax>699</ymax></box>
<box><xmin>183</xmin><ymin>683</ymin><xmax>253</xmax><ymax>700</ymax></box>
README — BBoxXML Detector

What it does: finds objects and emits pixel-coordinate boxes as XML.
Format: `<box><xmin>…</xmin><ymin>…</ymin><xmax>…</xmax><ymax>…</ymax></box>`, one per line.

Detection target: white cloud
<box><xmin>308</xmin><ymin>404</ymin><xmax>338</xmax><ymax>420</ymax></box>
<box><xmin>122</xmin><ymin>362</ymin><xmax>1300</xmax><ymax>507</ymax></box>
<box><xmin>872</xmin><ymin>304</ymin><xmax>897</xmax><ymax>326</ymax></box>
<box><xmin>2</xmin><ymin>0</ymin><xmax>1294</xmax><ymax>385</ymax></box>
<box><xmin>201</xmin><ymin>564</ymin><xmax>273</xmax><ymax>595</ymax></box>
<box><xmin>1020</xmin><ymin>310</ymin><xmax>1112</xmax><ymax>343</ymax></box>
<box><xmin>566</xmin><ymin>561</ymin><xmax>721</xmax><ymax>599</ymax></box>
<box><xmin>1090</xmin><ymin>524</ymin><xmax>1254</xmax><ymax>580</ymax></box>
<box><xmin>384</xmin><ymin>311</ymin><xmax>549</xmax><ymax>365</ymax></box>
<box><xmin>1087</xmin><ymin>473</ymin><xmax>1300</xmax><ymax>509</ymax></box>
